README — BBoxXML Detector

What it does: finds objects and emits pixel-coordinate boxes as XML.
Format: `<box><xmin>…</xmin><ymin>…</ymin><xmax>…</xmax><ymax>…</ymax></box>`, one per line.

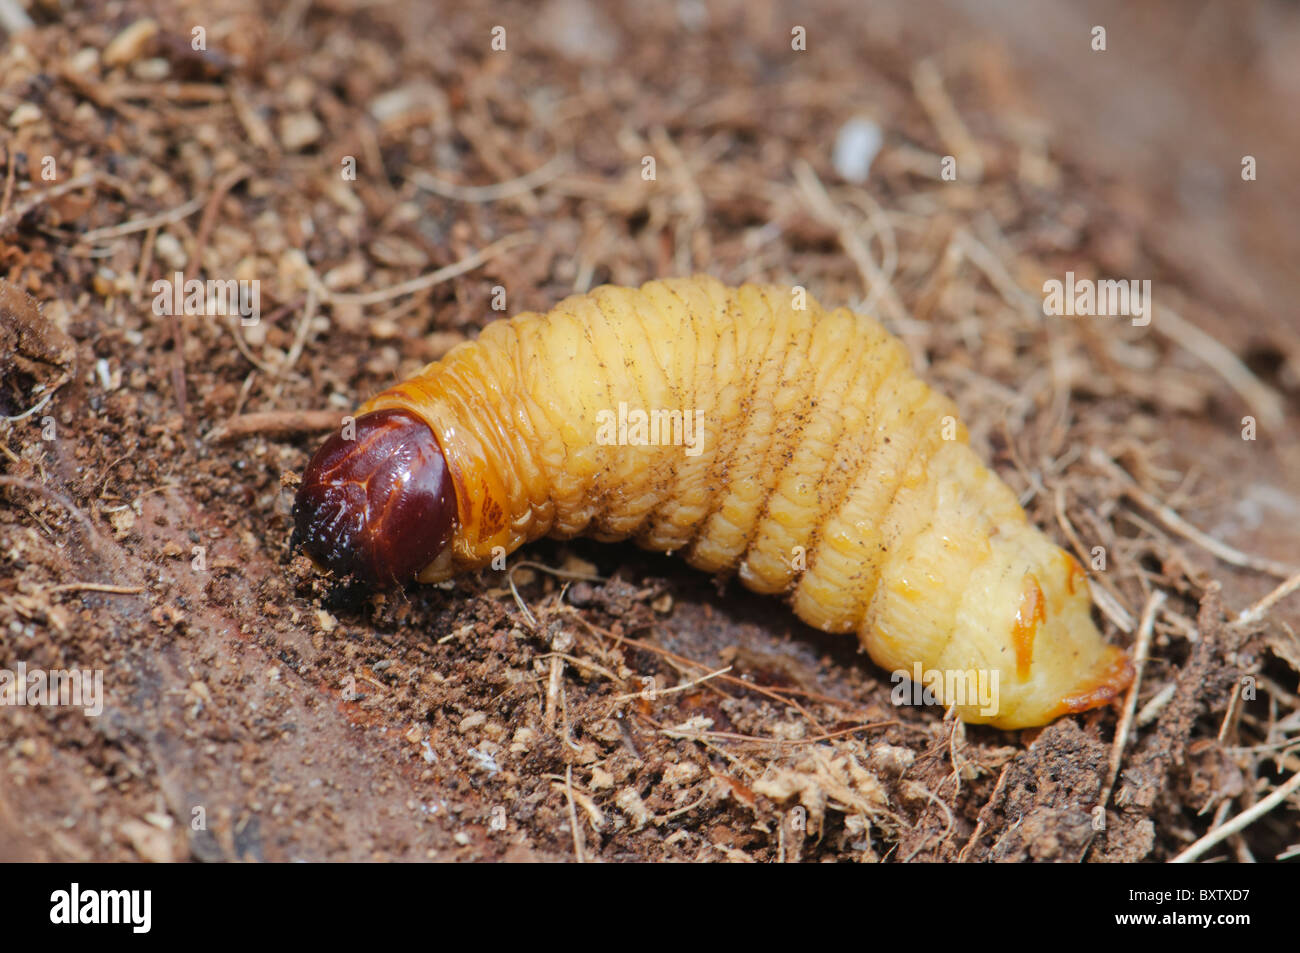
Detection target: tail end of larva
<box><xmin>1043</xmin><ymin>639</ymin><xmax>1134</xmax><ymax>722</ymax></box>
<box><xmin>974</xmin><ymin>555</ymin><xmax>1134</xmax><ymax>730</ymax></box>
<box><xmin>865</xmin><ymin>516</ymin><xmax>1133</xmax><ymax>730</ymax></box>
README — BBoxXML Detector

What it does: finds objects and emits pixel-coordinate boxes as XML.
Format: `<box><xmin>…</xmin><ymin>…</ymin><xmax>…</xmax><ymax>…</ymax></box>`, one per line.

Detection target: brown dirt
<box><xmin>1</xmin><ymin>0</ymin><xmax>1297</xmax><ymax>862</ymax></box>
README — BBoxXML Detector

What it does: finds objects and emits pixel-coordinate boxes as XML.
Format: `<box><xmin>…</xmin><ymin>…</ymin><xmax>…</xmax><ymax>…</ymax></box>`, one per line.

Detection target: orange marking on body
<box><xmin>1012</xmin><ymin>573</ymin><xmax>1046</xmax><ymax>680</ymax></box>
<box><xmin>479</xmin><ymin>476</ymin><xmax>505</xmax><ymax>535</ymax></box>
<box><xmin>1063</xmin><ymin>552</ymin><xmax>1087</xmax><ymax>595</ymax></box>
<box><xmin>1049</xmin><ymin>647</ymin><xmax>1135</xmax><ymax>719</ymax></box>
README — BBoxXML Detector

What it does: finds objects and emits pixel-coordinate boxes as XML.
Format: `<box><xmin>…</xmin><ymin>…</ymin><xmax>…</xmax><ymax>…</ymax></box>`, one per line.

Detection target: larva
<box><xmin>293</xmin><ymin>276</ymin><xmax>1132</xmax><ymax>729</ymax></box>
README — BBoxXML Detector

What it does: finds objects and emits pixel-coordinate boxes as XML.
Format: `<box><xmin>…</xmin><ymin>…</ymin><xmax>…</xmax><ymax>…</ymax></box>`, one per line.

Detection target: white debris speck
<box><xmin>467</xmin><ymin>747</ymin><xmax>500</xmax><ymax>776</ymax></box>
<box><xmin>278</xmin><ymin>111</ymin><xmax>323</xmax><ymax>152</ymax></box>
<box><xmin>103</xmin><ymin>19</ymin><xmax>159</xmax><ymax>68</ymax></box>
<box><xmin>668</xmin><ymin>715</ymin><xmax>713</xmax><ymax>734</ymax></box>
<box><xmin>9</xmin><ymin>103</ymin><xmax>42</xmax><ymax>127</ymax></box>
<box><xmin>67</xmin><ymin>48</ymin><xmax>100</xmax><ymax>74</ymax></box>
<box><xmin>155</xmin><ymin>232</ymin><xmax>186</xmax><ymax>269</ymax></box>
<box><xmin>539</xmin><ymin>0</ymin><xmax>617</xmax><ymax>63</ymax></box>
<box><xmin>677</xmin><ymin>0</ymin><xmax>707</xmax><ymax>31</ymax></box>
<box><xmin>832</xmin><ymin>117</ymin><xmax>884</xmax><ymax>184</ymax></box>
<box><xmin>615</xmin><ymin>787</ymin><xmax>651</xmax><ymax>830</ymax></box>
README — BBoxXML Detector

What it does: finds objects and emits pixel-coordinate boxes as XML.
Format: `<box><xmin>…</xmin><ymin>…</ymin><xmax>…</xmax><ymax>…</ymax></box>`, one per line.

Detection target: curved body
<box><xmin>336</xmin><ymin>276</ymin><xmax>1130</xmax><ymax>728</ymax></box>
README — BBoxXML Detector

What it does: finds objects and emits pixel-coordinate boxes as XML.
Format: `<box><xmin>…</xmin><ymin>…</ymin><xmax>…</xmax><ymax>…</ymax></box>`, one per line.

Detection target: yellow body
<box><xmin>361</xmin><ymin>276</ymin><xmax>1131</xmax><ymax>728</ymax></box>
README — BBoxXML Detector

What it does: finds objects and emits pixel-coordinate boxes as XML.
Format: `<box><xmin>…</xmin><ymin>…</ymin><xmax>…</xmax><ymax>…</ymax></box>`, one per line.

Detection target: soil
<box><xmin>1</xmin><ymin>0</ymin><xmax>1297</xmax><ymax>862</ymax></box>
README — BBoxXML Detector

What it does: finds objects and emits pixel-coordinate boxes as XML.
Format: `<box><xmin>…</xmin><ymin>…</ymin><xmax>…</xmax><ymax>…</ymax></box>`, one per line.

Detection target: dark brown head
<box><xmin>292</xmin><ymin>409</ymin><xmax>457</xmax><ymax>585</ymax></box>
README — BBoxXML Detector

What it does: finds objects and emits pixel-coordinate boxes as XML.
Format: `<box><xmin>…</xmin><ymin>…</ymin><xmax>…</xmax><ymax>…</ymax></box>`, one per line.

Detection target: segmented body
<box><xmin>352</xmin><ymin>276</ymin><xmax>1130</xmax><ymax>728</ymax></box>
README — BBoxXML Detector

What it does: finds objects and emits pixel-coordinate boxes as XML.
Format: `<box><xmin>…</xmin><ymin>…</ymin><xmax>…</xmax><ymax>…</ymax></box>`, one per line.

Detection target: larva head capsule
<box><xmin>292</xmin><ymin>409</ymin><xmax>457</xmax><ymax>585</ymax></box>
